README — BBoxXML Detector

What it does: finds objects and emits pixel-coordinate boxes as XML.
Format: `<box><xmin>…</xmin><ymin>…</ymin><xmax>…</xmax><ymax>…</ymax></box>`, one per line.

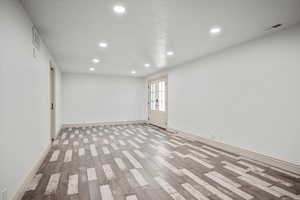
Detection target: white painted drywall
<box><xmin>62</xmin><ymin>73</ymin><xmax>147</xmax><ymax>124</ymax></box>
<box><xmin>0</xmin><ymin>0</ymin><xmax>61</xmax><ymax>198</ymax></box>
<box><xmin>162</xmin><ymin>24</ymin><xmax>300</xmax><ymax>165</ymax></box>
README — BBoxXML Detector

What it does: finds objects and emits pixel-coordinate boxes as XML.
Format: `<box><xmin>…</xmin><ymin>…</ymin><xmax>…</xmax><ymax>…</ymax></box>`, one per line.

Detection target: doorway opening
<box><xmin>148</xmin><ymin>76</ymin><xmax>168</xmax><ymax>128</ymax></box>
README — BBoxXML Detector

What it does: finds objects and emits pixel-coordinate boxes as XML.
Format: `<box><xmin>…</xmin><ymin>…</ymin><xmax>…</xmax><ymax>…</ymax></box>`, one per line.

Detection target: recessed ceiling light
<box><xmin>210</xmin><ymin>26</ymin><xmax>222</xmax><ymax>35</ymax></box>
<box><xmin>99</xmin><ymin>42</ymin><xmax>108</xmax><ymax>48</ymax></box>
<box><xmin>166</xmin><ymin>51</ymin><xmax>174</xmax><ymax>56</ymax></box>
<box><xmin>89</xmin><ymin>67</ymin><xmax>95</xmax><ymax>71</ymax></box>
<box><xmin>144</xmin><ymin>63</ymin><xmax>150</xmax><ymax>68</ymax></box>
<box><xmin>92</xmin><ymin>58</ymin><xmax>100</xmax><ymax>63</ymax></box>
<box><xmin>131</xmin><ymin>70</ymin><xmax>136</xmax><ymax>74</ymax></box>
<box><xmin>113</xmin><ymin>5</ymin><xmax>126</xmax><ymax>14</ymax></box>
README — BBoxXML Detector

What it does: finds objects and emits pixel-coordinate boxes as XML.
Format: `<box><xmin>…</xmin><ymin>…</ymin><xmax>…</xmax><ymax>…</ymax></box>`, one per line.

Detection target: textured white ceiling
<box><xmin>23</xmin><ymin>0</ymin><xmax>300</xmax><ymax>77</ymax></box>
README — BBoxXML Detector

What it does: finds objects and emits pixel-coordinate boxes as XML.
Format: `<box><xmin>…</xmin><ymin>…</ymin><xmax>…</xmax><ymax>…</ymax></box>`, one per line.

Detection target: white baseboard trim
<box><xmin>62</xmin><ymin>120</ymin><xmax>147</xmax><ymax>128</ymax></box>
<box><xmin>147</xmin><ymin>122</ymin><xmax>166</xmax><ymax>129</ymax></box>
<box><xmin>167</xmin><ymin>127</ymin><xmax>300</xmax><ymax>175</ymax></box>
<box><xmin>11</xmin><ymin>142</ymin><xmax>51</xmax><ymax>200</ymax></box>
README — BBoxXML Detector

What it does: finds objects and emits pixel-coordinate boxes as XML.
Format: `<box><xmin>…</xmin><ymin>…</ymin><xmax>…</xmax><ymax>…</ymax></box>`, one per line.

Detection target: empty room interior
<box><xmin>1</xmin><ymin>0</ymin><xmax>300</xmax><ymax>200</ymax></box>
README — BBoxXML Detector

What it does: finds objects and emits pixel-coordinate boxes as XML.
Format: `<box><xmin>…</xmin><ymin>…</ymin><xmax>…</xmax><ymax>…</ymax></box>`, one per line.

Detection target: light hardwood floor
<box><xmin>22</xmin><ymin>124</ymin><xmax>300</xmax><ymax>200</ymax></box>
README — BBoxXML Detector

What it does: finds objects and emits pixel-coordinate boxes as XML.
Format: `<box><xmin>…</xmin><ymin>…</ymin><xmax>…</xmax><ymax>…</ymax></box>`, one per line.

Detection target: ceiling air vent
<box><xmin>271</xmin><ymin>24</ymin><xmax>282</xmax><ymax>29</ymax></box>
<box><xmin>265</xmin><ymin>23</ymin><xmax>283</xmax><ymax>32</ymax></box>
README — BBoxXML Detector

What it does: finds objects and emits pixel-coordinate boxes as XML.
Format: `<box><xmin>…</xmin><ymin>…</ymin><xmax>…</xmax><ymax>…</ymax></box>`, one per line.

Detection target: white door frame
<box><xmin>49</xmin><ymin>61</ymin><xmax>55</xmax><ymax>141</ymax></box>
<box><xmin>147</xmin><ymin>76</ymin><xmax>168</xmax><ymax>128</ymax></box>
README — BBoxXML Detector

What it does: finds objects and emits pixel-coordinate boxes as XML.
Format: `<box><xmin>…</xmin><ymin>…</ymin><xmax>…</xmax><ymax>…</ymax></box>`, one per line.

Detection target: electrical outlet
<box><xmin>1</xmin><ymin>188</ymin><xmax>7</xmax><ymax>200</ymax></box>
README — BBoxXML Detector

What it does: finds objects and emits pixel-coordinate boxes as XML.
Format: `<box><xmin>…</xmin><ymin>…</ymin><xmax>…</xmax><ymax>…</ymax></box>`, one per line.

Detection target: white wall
<box><xmin>164</xmin><ymin>24</ymin><xmax>300</xmax><ymax>165</ymax></box>
<box><xmin>62</xmin><ymin>73</ymin><xmax>147</xmax><ymax>124</ymax></box>
<box><xmin>0</xmin><ymin>0</ymin><xmax>61</xmax><ymax>198</ymax></box>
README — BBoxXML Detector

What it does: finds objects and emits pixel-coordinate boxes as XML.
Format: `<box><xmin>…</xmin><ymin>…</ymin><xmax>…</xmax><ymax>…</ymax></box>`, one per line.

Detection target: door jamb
<box><xmin>49</xmin><ymin>61</ymin><xmax>55</xmax><ymax>142</ymax></box>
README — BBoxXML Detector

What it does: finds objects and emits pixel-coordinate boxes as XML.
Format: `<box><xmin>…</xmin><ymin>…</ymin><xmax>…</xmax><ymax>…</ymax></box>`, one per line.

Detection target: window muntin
<box><xmin>158</xmin><ymin>81</ymin><xmax>165</xmax><ymax>111</ymax></box>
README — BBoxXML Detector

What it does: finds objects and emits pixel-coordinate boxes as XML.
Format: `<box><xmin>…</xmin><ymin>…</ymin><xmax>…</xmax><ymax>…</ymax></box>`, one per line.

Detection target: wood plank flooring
<box><xmin>22</xmin><ymin>123</ymin><xmax>300</xmax><ymax>200</ymax></box>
